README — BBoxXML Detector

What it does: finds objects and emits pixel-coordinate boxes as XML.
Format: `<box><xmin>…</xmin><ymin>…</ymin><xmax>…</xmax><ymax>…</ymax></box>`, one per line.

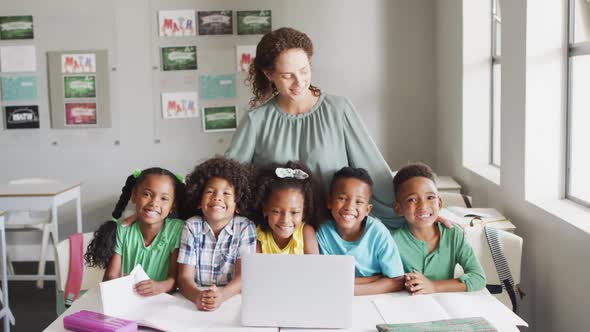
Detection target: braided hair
<box><xmin>84</xmin><ymin>167</ymin><xmax>185</xmax><ymax>268</ymax></box>
<box><xmin>252</xmin><ymin>161</ymin><xmax>322</xmax><ymax>232</ymax></box>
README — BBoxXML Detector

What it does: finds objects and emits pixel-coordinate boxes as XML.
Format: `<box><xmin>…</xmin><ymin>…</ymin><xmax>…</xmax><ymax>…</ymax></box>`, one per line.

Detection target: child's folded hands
<box><xmin>197</xmin><ymin>285</ymin><xmax>225</xmax><ymax>311</ymax></box>
<box><xmin>404</xmin><ymin>271</ymin><xmax>436</xmax><ymax>295</ymax></box>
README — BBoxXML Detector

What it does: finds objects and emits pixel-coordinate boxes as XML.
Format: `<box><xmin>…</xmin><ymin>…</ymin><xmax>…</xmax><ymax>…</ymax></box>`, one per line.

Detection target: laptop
<box><xmin>241</xmin><ymin>254</ymin><xmax>355</xmax><ymax>328</ymax></box>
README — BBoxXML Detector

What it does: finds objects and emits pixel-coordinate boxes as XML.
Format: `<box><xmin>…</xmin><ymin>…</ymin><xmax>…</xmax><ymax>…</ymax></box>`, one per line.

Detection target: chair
<box><xmin>54</xmin><ymin>232</ymin><xmax>104</xmax><ymax>315</ymax></box>
<box><xmin>5</xmin><ymin>178</ymin><xmax>60</xmax><ymax>288</ymax></box>
<box><xmin>460</xmin><ymin>225</ymin><xmax>523</xmax><ymax>311</ymax></box>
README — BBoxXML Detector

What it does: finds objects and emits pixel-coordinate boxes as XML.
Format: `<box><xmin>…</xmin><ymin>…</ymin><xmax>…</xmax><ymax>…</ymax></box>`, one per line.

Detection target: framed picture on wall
<box><xmin>236</xmin><ymin>45</ymin><xmax>256</xmax><ymax>72</ymax></box>
<box><xmin>161</xmin><ymin>46</ymin><xmax>197</xmax><ymax>71</ymax></box>
<box><xmin>65</xmin><ymin>102</ymin><xmax>97</xmax><ymax>126</ymax></box>
<box><xmin>1</xmin><ymin>75</ymin><xmax>37</xmax><ymax>101</ymax></box>
<box><xmin>199</xmin><ymin>74</ymin><xmax>236</xmax><ymax>100</ymax></box>
<box><xmin>4</xmin><ymin>105</ymin><xmax>39</xmax><ymax>129</ymax></box>
<box><xmin>158</xmin><ymin>10</ymin><xmax>196</xmax><ymax>37</ymax></box>
<box><xmin>61</xmin><ymin>53</ymin><xmax>96</xmax><ymax>73</ymax></box>
<box><xmin>201</xmin><ymin>105</ymin><xmax>237</xmax><ymax>132</ymax></box>
<box><xmin>161</xmin><ymin>91</ymin><xmax>199</xmax><ymax>119</ymax></box>
<box><xmin>0</xmin><ymin>16</ymin><xmax>34</xmax><ymax>40</ymax></box>
<box><xmin>198</xmin><ymin>11</ymin><xmax>232</xmax><ymax>35</ymax></box>
<box><xmin>63</xmin><ymin>75</ymin><xmax>96</xmax><ymax>99</ymax></box>
<box><xmin>237</xmin><ymin>10</ymin><xmax>271</xmax><ymax>35</ymax></box>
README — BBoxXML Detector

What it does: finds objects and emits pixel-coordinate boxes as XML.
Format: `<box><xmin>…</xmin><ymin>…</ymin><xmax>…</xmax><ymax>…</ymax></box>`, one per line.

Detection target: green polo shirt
<box><xmin>114</xmin><ymin>217</ymin><xmax>184</xmax><ymax>281</ymax></box>
<box><xmin>392</xmin><ymin>223</ymin><xmax>486</xmax><ymax>292</ymax></box>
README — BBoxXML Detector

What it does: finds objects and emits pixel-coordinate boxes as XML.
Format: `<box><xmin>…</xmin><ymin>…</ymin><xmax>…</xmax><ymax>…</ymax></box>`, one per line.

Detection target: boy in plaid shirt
<box><xmin>178</xmin><ymin>157</ymin><xmax>256</xmax><ymax>311</ymax></box>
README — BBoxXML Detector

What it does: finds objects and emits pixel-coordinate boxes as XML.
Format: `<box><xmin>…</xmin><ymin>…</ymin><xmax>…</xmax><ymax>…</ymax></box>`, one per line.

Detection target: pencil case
<box><xmin>63</xmin><ymin>310</ymin><xmax>138</xmax><ymax>332</ymax></box>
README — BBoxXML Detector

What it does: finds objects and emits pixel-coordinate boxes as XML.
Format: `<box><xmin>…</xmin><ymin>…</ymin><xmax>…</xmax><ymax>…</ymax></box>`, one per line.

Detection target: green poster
<box><xmin>0</xmin><ymin>16</ymin><xmax>34</xmax><ymax>40</ymax></box>
<box><xmin>202</xmin><ymin>106</ymin><xmax>237</xmax><ymax>132</ymax></box>
<box><xmin>64</xmin><ymin>75</ymin><xmax>96</xmax><ymax>98</ymax></box>
<box><xmin>237</xmin><ymin>10</ymin><xmax>271</xmax><ymax>35</ymax></box>
<box><xmin>200</xmin><ymin>74</ymin><xmax>237</xmax><ymax>99</ymax></box>
<box><xmin>161</xmin><ymin>46</ymin><xmax>197</xmax><ymax>71</ymax></box>
<box><xmin>1</xmin><ymin>76</ymin><xmax>37</xmax><ymax>101</ymax></box>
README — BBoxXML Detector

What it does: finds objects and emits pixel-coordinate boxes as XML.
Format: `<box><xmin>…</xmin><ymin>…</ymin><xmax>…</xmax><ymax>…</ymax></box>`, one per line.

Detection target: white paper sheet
<box><xmin>0</xmin><ymin>45</ymin><xmax>36</xmax><ymax>72</ymax></box>
<box><xmin>373</xmin><ymin>295</ymin><xmax>450</xmax><ymax>324</ymax></box>
<box><xmin>447</xmin><ymin>206</ymin><xmax>505</xmax><ymax>219</ymax></box>
<box><xmin>373</xmin><ymin>291</ymin><xmax>527</xmax><ymax>331</ymax></box>
<box><xmin>99</xmin><ymin>265</ymin><xmax>177</xmax><ymax>329</ymax></box>
<box><xmin>434</xmin><ymin>291</ymin><xmax>528</xmax><ymax>329</ymax></box>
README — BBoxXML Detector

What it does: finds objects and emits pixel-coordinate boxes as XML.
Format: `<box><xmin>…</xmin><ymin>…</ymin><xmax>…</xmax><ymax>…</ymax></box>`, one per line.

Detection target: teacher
<box><xmin>225</xmin><ymin>27</ymin><xmax>403</xmax><ymax>230</ymax></box>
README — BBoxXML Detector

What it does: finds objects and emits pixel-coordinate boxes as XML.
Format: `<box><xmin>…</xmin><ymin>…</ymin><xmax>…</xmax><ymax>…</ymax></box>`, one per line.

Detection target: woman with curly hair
<box><xmin>177</xmin><ymin>157</ymin><xmax>256</xmax><ymax>312</ymax></box>
<box><xmin>225</xmin><ymin>27</ymin><xmax>410</xmax><ymax>230</ymax></box>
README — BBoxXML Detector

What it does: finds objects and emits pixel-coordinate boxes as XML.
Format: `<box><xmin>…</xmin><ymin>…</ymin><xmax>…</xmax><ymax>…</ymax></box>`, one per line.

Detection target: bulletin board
<box><xmin>46</xmin><ymin>49</ymin><xmax>111</xmax><ymax>129</ymax></box>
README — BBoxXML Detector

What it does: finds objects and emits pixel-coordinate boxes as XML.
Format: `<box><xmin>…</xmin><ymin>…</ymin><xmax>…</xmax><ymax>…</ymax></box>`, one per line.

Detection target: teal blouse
<box><xmin>225</xmin><ymin>93</ymin><xmax>405</xmax><ymax>229</ymax></box>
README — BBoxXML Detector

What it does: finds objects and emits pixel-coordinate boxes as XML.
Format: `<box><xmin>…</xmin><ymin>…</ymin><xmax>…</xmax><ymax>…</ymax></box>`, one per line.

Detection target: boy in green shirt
<box><xmin>392</xmin><ymin>163</ymin><xmax>486</xmax><ymax>294</ymax></box>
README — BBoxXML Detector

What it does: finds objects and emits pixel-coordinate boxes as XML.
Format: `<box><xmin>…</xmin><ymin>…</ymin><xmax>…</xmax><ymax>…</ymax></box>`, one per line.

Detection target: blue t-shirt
<box><xmin>316</xmin><ymin>216</ymin><xmax>404</xmax><ymax>278</ymax></box>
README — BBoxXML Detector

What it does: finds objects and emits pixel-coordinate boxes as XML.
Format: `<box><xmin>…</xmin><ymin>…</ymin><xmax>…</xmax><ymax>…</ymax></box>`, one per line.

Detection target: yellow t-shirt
<box><xmin>256</xmin><ymin>223</ymin><xmax>305</xmax><ymax>254</ymax></box>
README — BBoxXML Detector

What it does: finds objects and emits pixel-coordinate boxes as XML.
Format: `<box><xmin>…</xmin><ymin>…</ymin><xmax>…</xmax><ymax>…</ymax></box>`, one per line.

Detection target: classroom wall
<box><xmin>435</xmin><ymin>1</ymin><xmax>590</xmax><ymax>331</ymax></box>
<box><xmin>0</xmin><ymin>0</ymin><xmax>437</xmax><ymax>259</ymax></box>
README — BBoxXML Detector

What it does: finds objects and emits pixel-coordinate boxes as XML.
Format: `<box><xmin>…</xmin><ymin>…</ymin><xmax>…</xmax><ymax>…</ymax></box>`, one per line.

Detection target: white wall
<box><xmin>0</xmin><ymin>0</ymin><xmax>437</xmax><ymax>258</ymax></box>
<box><xmin>436</xmin><ymin>1</ymin><xmax>590</xmax><ymax>331</ymax></box>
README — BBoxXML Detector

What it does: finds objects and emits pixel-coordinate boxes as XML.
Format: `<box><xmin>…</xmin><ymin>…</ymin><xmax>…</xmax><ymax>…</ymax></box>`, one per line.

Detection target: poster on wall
<box><xmin>0</xmin><ymin>16</ymin><xmax>34</xmax><ymax>40</ymax></box>
<box><xmin>161</xmin><ymin>92</ymin><xmax>199</xmax><ymax>119</ymax></box>
<box><xmin>0</xmin><ymin>45</ymin><xmax>36</xmax><ymax>72</ymax></box>
<box><xmin>4</xmin><ymin>105</ymin><xmax>39</xmax><ymax>129</ymax></box>
<box><xmin>199</xmin><ymin>74</ymin><xmax>236</xmax><ymax>99</ymax></box>
<box><xmin>63</xmin><ymin>75</ymin><xmax>96</xmax><ymax>98</ymax></box>
<box><xmin>161</xmin><ymin>46</ymin><xmax>197</xmax><ymax>71</ymax></box>
<box><xmin>202</xmin><ymin>105</ymin><xmax>237</xmax><ymax>132</ymax></box>
<box><xmin>197</xmin><ymin>11</ymin><xmax>232</xmax><ymax>35</ymax></box>
<box><xmin>158</xmin><ymin>10</ymin><xmax>195</xmax><ymax>37</ymax></box>
<box><xmin>65</xmin><ymin>102</ymin><xmax>97</xmax><ymax>126</ymax></box>
<box><xmin>236</xmin><ymin>45</ymin><xmax>256</xmax><ymax>72</ymax></box>
<box><xmin>1</xmin><ymin>75</ymin><xmax>37</xmax><ymax>101</ymax></box>
<box><xmin>237</xmin><ymin>10</ymin><xmax>271</xmax><ymax>35</ymax></box>
<box><xmin>61</xmin><ymin>53</ymin><xmax>96</xmax><ymax>73</ymax></box>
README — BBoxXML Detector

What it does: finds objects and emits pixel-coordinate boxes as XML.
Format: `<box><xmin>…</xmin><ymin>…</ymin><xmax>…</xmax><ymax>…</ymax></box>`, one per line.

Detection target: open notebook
<box><xmin>373</xmin><ymin>290</ymin><xmax>528</xmax><ymax>332</ymax></box>
<box><xmin>99</xmin><ymin>265</ymin><xmax>178</xmax><ymax>331</ymax></box>
<box><xmin>99</xmin><ymin>265</ymin><xmax>276</xmax><ymax>332</ymax></box>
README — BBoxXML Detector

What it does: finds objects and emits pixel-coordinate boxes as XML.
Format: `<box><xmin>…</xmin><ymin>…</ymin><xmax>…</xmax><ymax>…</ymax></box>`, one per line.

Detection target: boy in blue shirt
<box><xmin>316</xmin><ymin>167</ymin><xmax>405</xmax><ymax>295</ymax></box>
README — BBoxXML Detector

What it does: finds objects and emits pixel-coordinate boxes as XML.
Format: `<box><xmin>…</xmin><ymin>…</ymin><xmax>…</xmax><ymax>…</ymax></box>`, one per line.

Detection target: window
<box><xmin>462</xmin><ymin>0</ymin><xmax>500</xmax><ymax>184</ymax></box>
<box><xmin>491</xmin><ymin>0</ymin><xmax>501</xmax><ymax>166</ymax></box>
<box><xmin>567</xmin><ymin>0</ymin><xmax>590</xmax><ymax>206</ymax></box>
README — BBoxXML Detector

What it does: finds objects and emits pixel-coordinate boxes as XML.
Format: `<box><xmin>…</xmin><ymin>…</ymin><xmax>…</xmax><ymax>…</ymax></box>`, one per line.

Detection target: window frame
<box><xmin>490</xmin><ymin>0</ymin><xmax>501</xmax><ymax>167</ymax></box>
<box><xmin>566</xmin><ymin>0</ymin><xmax>590</xmax><ymax>208</ymax></box>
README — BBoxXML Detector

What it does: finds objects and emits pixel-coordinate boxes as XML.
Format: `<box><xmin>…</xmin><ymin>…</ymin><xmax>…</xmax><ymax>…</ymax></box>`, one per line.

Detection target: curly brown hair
<box><xmin>246</xmin><ymin>27</ymin><xmax>321</xmax><ymax>108</ymax></box>
<box><xmin>183</xmin><ymin>156</ymin><xmax>253</xmax><ymax>219</ymax></box>
<box><xmin>252</xmin><ymin>161</ymin><xmax>322</xmax><ymax>231</ymax></box>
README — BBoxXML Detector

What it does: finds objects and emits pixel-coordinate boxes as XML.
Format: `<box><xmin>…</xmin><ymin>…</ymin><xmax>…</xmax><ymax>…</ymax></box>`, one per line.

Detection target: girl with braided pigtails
<box><xmin>84</xmin><ymin>167</ymin><xmax>186</xmax><ymax>296</ymax></box>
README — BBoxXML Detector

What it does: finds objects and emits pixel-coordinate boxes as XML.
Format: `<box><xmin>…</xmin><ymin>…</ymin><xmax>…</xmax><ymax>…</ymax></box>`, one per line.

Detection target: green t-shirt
<box><xmin>114</xmin><ymin>217</ymin><xmax>184</xmax><ymax>281</ymax></box>
<box><xmin>392</xmin><ymin>223</ymin><xmax>486</xmax><ymax>291</ymax></box>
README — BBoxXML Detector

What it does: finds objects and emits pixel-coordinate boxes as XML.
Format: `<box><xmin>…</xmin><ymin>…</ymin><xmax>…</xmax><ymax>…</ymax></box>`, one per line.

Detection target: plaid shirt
<box><xmin>178</xmin><ymin>215</ymin><xmax>256</xmax><ymax>287</ymax></box>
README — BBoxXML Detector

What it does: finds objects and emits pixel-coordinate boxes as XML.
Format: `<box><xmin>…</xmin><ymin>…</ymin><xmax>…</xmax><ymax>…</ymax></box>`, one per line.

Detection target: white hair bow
<box><xmin>275</xmin><ymin>167</ymin><xmax>309</xmax><ymax>180</ymax></box>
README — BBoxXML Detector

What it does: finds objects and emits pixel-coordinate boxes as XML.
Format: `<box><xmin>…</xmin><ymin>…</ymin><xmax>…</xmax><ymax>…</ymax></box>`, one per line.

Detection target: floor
<box><xmin>0</xmin><ymin>262</ymin><xmax>57</xmax><ymax>332</ymax></box>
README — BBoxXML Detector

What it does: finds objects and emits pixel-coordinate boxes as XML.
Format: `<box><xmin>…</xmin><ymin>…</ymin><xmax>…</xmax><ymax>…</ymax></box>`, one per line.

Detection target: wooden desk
<box><xmin>0</xmin><ymin>212</ymin><xmax>15</xmax><ymax>332</ymax></box>
<box><xmin>0</xmin><ymin>182</ymin><xmax>82</xmax><ymax>281</ymax></box>
<box><xmin>44</xmin><ymin>287</ymin><xmax>525</xmax><ymax>332</ymax></box>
